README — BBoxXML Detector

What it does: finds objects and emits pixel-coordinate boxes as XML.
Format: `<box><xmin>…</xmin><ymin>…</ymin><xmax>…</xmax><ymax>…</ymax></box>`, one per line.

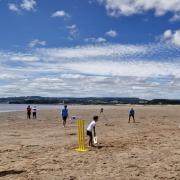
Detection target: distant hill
<box><xmin>0</xmin><ymin>96</ymin><xmax>180</xmax><ymax>105</ymax></box>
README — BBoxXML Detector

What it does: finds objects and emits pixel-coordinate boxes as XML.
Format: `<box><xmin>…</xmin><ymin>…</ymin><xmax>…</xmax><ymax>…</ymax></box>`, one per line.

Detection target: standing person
<box><xmin>86</xmin><ymin>115</ymin><xmax>98</xmax><ymax>147</ymax></box>
<box><xmin>99</xmin><ymin>107</ymin><xmax>108</xmax><ymax>121</ymax></box>
<box><xmin>32</xmin><ymin>106</ymin><xmax>37</xmax><ymax>119</ymax></box>
<box><xmin>27</xmin><ymin>105</ymin><xmax>31</xmax><ymax>119</ymax></box>
<box><xmin>128</xmin><ymin>108</ymin><xmax>135</xmax><ymax>123</ymax></box>
<box><xmin>61</xmin><ymin>105</ymin><xmax>68</xmax><ymax>127</ymax></box>
<box><xmin>100</xmin><ymin>108</ymin><xmax>103</xmax><ymax>113</ymax></box>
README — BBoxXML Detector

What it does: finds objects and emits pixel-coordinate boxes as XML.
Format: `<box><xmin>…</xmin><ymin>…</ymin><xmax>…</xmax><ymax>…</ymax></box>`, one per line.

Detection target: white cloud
<box><xmin>63</xmin><ymin>61</ymin><xmax>180</xmax><ymax>78</ymax></box>
<box><xmin>66</xmin><ymin>24</ymin><xmax>79</xmax><ymax>39</ymax></box>
<box><xmin>96</xmin><ymin>37</ymin><xmax>107</xmax><ymax>43</ymax></box>
<box><xmin>0</xmin><ymin>52</ymin><xmax>39</xmax><ymax>62</ymax></box>
<box><xmin>0</xmin><ymin>43</ymin><xmax>180</xmax><ymax>98</ymax></box>
<box><xmin>37</xmin><ymin>44</ymin><xmax>147</xmax><ymax>59</ymax></box>
<box><xmin>28</xmin><ymin>39</ymin><xmax>46</xmax><ymax>48</ymax></box>
<box><xmin>51</xmin><ymin>10</ymin><xmax>70</xmax><ymax>18</ymax></box>
<box><xmin>0</xmin><ymin>73</ymin><xmax>23</xmax><ymax>80</ymax></box>
<box><xmin>105</xmin><ymin>30</ymin><xmax>118</xmax><ymax>37</ymax></box>
<box><xmin>84</xmin><ymin>37</ymin><xmax>107</xmax><ymax>44</ymax></box>
<box><xmin>8</xmin><ymin>3</ymin><xmax>20</xmax><ymax>13</ymax></box>
<box><xmin>98</xmin><ymin>0</ymin><xmax>180</xmax><ymax>17</ymax></box>
<box><xmin>8</xmin><ymin>0</ymin><xmax>36</xmax><ymax>13</ymax></box>
<box><xmin>162</xmin><ymin>29</ymin><xmax>180</xmax><ymax>46</ymax></box>
<box><xmin>169</xmin><ymin>13</ymin><xmax>180</xmax><ymax>22</ymax></box>
<box><xmin>66</xmin><ymin>24</ymin><xmax>77</xmax><ymax>30</ymax></box>
<box><xmin>20</xmin><ymin>0</ymin><xmax>36</xmax><ymax>11</ymax></box>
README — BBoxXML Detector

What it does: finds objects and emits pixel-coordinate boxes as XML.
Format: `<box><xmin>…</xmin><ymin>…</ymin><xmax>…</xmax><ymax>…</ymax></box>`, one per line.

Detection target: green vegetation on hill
<box><xmin>0</xmin><ymin>96</ymin><xmax>180</xmax><ymax>105</ymax></box>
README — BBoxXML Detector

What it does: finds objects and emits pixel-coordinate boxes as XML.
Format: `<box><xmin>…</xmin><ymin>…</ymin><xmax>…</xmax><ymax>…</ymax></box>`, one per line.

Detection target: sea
<box><xmin>0</xmin><ymin>104</ymin><xmax>61</xmax><ymax>112</ymax></box>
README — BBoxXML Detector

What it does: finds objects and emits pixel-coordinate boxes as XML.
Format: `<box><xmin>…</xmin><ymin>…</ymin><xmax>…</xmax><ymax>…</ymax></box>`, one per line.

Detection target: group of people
<box><xmin>26</xmin><ymin>105</ymin><xmax>37</xmax><ymax>119</ymax></box>
<box><xmin>61</xmin><ymin>105</ymin><xmax>136</xmax><ymax>147</ymax></box>
<box><xmin>26</xmin><ymin>104</ymin><xmax>136</xmax><ymax>147</ymax></box>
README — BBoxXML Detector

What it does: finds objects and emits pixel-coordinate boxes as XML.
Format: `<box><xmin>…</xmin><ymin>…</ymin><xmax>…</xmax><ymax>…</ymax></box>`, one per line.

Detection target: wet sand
<box><xmin>0</xmin><ymin>105</ymin><xmax>180</xmax><ymax>180</ymax></box>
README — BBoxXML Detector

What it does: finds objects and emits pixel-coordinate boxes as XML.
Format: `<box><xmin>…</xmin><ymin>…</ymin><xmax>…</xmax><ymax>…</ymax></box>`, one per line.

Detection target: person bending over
<box><xmin>87</xmin><ymin>115</ymin><xmax>98</xmax><ymax>147</ymax></box>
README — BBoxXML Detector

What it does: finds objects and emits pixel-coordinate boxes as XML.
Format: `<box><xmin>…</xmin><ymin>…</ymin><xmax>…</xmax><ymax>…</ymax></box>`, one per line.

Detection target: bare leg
<box><xmin>63</xmin><ymin>120</ymin><xmax>65</xmax><ymax>127</ymax></box>
<box><xmin>128</xmin><ymin>115</ymin><xmax>130</xmax><ymax>123</ymax></box>
<box><xmin>89</xmin><ymin>136</ymin><xmax>92</xmax><ymax>146</ymax></box>
<box><xmin>133</xmin><ymin>115</ymin><xmax>135</xmax><ymax>123</ymax></box>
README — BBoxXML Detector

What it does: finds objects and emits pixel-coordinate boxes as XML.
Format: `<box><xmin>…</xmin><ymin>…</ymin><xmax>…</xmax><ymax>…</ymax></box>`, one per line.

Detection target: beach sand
<box><xmin>0</xmin><ymin>105</ymin><xmax>179</xmax><ymax>180</ymax></box>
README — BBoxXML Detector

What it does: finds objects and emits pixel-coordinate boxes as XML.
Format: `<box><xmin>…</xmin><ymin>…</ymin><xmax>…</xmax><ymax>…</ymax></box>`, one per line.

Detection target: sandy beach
<box><xmin>0</xmin><ymin>105</ymin><xmax>179</xmax><ymax>180</ymax></box>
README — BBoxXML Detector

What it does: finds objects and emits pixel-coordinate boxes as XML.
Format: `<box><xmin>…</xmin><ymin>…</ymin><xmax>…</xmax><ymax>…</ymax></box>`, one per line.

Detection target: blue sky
<box><xmin>0</xmin><ymin>0</ymin><xmax>180</xmax><ymax>99</ymax></box>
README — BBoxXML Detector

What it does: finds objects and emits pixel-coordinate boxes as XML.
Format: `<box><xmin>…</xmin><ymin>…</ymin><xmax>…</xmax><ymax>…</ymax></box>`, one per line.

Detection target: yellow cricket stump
<box><xmin>75</xmin><ymin>119</ymin><xmax>87</xmax><ymax>152</ymax></box>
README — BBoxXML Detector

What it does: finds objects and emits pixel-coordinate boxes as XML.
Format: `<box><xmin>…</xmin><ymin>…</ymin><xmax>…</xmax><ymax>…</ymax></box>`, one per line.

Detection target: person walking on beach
<box><xmin>128</xmin><ymin>108</ymin><xmax>135</xmax><ymax>123</ymax></box>
<box><xmin>87</xmin><ymin>115</ymin><xmax>98</xmax><ymax>147</ymax></box>
<box><xmin>32</xmin><ymin>106</ymin><xmax>37</xmax><ymax>119</ymax></box>
<box><xmin>61</xmin><ymin>105</ymin><xmax>68</xmax><ymax>127</ymax></box>
<box><xmin>100</xmin><ymin>108</ymin><xmax>104</xmax><ymax>113</ymax></box>
<box><xmin>27</xmin><ymin>105</ymin><xmax>31</xmax><ymax>119</ymax></box>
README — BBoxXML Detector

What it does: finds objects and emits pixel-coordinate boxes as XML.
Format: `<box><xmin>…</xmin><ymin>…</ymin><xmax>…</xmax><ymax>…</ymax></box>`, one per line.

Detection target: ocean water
<box><xmin>0</xmin><ymin>104</ymin><xmax>60</xmax><ymax>112</ymax></box>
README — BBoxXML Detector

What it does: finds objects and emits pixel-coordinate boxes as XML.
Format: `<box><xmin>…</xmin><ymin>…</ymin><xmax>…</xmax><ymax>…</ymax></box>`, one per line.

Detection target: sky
<box><xmin>0</xmin><ymin>0</ymin><xmax>180</xmax><ymax>99</ymax></box>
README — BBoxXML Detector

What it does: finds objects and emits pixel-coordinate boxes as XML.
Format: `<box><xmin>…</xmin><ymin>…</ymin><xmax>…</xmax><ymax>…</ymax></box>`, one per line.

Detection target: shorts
<box><xmin>62</xmin><ymin>116</ymin><xmax>67</xmax><ymax>121</ymax></box>
<box><xmin>87</xmin><ymin>130</ymin><xmax>92</xmax><ymax>138</ymax></box>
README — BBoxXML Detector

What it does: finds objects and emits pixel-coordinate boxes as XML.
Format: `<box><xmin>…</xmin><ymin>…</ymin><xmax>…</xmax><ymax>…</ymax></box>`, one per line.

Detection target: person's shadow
<box><xmin>94</xmin><ymin>145</ymin><xmax>115</xmax><ymax>149</ymax></box>
<box><xmin>0</xmin><ymin>170</ymin><xmax>25</xmax><ymax>177</ymax></box>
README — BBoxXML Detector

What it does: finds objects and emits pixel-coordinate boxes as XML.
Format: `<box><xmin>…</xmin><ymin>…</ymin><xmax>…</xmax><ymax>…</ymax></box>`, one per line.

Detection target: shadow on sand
<box><xmin>94</xmin><ymin>145</ymin><xmax>115</xmax><ymax>149</ymax></box>
<box><xmin>0</xmin><ymin>170</ymin><xmax>25</xmax><ymax>177</ymax></box>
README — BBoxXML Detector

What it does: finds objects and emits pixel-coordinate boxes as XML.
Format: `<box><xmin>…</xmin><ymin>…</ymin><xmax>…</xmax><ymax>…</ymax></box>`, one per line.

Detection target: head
<box><xmin>64</xmin><ymin>105</ymin><xmax>67</xmax><ymax>109</ymax></box>
<box><xmin>93</xmin><ymin>115</ymin><xmax>98</xmax><ymax>122</ymax></box>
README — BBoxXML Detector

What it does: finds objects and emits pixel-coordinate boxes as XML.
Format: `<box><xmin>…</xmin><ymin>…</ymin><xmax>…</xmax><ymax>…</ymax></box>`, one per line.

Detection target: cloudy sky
<box><xmin>0</xmin><ymin>0</ymin><xmax>180</xmax><ymax>99</ymax></box>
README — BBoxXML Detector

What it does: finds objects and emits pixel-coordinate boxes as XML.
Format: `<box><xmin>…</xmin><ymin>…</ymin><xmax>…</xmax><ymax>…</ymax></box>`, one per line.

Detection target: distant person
<box><xmin>27</xmin><ymin>105</ymin><xmax>31</xmax><ymax>119</ymax></box>
<box><xmin>61</xmin><ymin>105</ymin><xmax>68</xmax><ymax>127</ymax></box>
<box><xmin>100</xmin><ymin>108</ymin><xmax>104</xmax><ymax>113</ymax></box>
<box><xmin>128</xmin><ymin>108</ymin><xmax>135</xmax><ymax>123</ymax></box>
<box><xmin>32</xmin><ymin>106</ymin><xmax>37</xmax><ymax>119</ymax></box>
<box><xmin>87</xmin><ymin>115</ymin><xmax>98</xmax><ymax>147</ymax></box>
<box><xmin>99</xmin><ymin>107</ymin><xmax>108</xmax><ymax>120</ymax></box>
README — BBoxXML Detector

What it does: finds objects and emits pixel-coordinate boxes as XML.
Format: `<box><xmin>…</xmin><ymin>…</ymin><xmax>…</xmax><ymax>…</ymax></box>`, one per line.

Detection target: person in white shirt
<box><xmin>86</xmin><ymin>115</ymin><xmax>98</xmax><ymax>147</ymax></box>
<box><xmin>32</xmin><ymin>106</ymin><xmax>37</xmax><ymax>119</ymax></box>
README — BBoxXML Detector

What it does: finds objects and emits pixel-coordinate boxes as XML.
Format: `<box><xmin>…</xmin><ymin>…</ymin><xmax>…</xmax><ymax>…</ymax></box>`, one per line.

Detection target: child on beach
<box><xmin>86</xmin><ymin>115</ymin><xmax>98</xmax><ymax>147</ymax></box>
<box><xmin>27</xmin><ymin>105</ymin><xmax>31</xmax><ymax>119</ymax></box>
<box><xmin>128</xmin><ymin>108</ymin><xmax>135</xmax><ymax>123</ymax></box>
<box><xmin>61</xmin><ymin>105</ymin><xmax>68</xmax><ymax>127</ymax></box>
<box><xmin>32</xmin><ymin>106</ymin><xmax>37</xmax><ymax>119</ymax></box>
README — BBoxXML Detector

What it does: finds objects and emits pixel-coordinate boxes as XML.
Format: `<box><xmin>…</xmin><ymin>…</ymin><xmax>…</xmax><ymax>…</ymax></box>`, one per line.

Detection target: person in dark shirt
<box><xmin>128</xmin><ymin>108</ymin><xmax>135</xmax><ymax>123</ymax></box>
<box><xmin>27</xmin><ymin>105</ymin><xmax>31</xmax><ymax>119</ymax></box>
<box><xmin>61</xmin><ymin>105</ymin><xmax>68</xmax><ymax>127</ymax></box>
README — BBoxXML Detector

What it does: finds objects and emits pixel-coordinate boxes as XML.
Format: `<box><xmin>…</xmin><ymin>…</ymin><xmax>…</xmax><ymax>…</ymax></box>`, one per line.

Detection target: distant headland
<box><xmin>0</xmin><ymin>96</ymin><xmax>180</xmax><ymax>105</ymax></box>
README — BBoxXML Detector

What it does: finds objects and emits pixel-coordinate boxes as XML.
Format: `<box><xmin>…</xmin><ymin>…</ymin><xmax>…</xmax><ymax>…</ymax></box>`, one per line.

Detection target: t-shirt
<box><xmin>62</xmin><ymin>108</ymin><xmax>68</xmax><ymax>117</ymax></box>
<box><xmin>33</xmin><ymin>108</ymin><xmax>37</xmax><ymax>113</ymax></box>
<box><xmin>87</xmin><ymin>120</ymin><xmax>96</xmax><ymax>132</ymax></box>
<box><xmin>129</xmin><ymin>109</ymin><xmax>134</xmax><ymax>115</ymax></box>
<box><xmin>27</xmin><ymin>107</ymin><xmax>31</xmax><ymax>113</ymax></box>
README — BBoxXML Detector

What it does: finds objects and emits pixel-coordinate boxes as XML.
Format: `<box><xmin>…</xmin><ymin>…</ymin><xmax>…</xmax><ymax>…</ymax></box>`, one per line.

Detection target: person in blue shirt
<box><xmin>128</xmin><ymin>108</ymin><xmax>135</xmax><ymax>123</ymax></box>
<box><xmin>61</xmin><ymin>105</ymin><xmax>68</xmax><ymax>127</ymax></box>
